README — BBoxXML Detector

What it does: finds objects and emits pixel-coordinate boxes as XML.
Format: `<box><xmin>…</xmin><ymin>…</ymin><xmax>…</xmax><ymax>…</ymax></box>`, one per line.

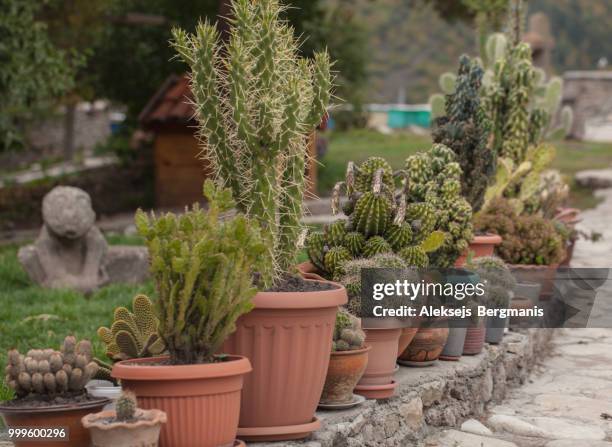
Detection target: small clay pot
<box><xmin>82</xmin><ymin>408</ymin><xmax>167</xmax><ymax>447</ymax></box>
<box><xmin>399</xmin><ymin>326</ymin><xmax>449</xmax><ymax>366</ymax></box>
<box><xmin>0</xmin><ymin>398</ymin><xmax>109</xmax><ymax>447</ymax></box>
<box><xmin>397</xmin><ymin>327</ymin><xmax>419</xmax><ymax>358</ymax></box>
<box><xmin>463</xmin><ymin>321</ymin><xmax>486</xmax><ymax>355</ymax></box>
<box><xmin>320</xmin><ymin>346</ymin><xmax>371</xmax><ymax>405</ymax></box>
<box><xmin>439</xmin><ymin>327</ymin><xmax>467</xmax><ymax>361</ymax></box>
<box><xmin>455</xmin><ymin>233</ymin><xmax>503</xmax><ymax>266</ymax></box>
<box><xmin>355</xmin><ymin>328</ymin><xmax>402</xmax><ymax>399</ymax></box>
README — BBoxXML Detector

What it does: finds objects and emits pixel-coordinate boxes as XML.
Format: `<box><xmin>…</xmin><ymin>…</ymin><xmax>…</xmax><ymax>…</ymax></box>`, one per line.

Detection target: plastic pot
<box><xmin>112</xmin><ymin>355</ymin><xmax>251</xmax><ymax>447</ymax></box>
<box><xmin>223</xmin><ymin>280</ymin><xmax>347</xmax><ymax>442</ymax></box>
<box><xmin>320</xmin><ymin>346</ymin><xmax>370</xmax><ymax>405</ymax></box>
<box><xmin>486</xmin><ymin>314</ymin><xmax>508</xmax><ymax>344</ymax></box>
<box><xmin>439</xmin><ymin>327</ymin><xmax>468</xmax><ymax>361</ymax></box>
<box><xmin>355</xmin><ymin>328</ymin><xmax>402</xmax><ymax>399</ymax></box>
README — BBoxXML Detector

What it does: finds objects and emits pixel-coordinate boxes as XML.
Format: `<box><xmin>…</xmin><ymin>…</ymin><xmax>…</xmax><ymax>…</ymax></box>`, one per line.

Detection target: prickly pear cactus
<box><xmin>97</xmin><ymin>294</ymin><xmax>165</xmax><ymax>362</ymax></box>
<box><xmin>5</xmin><ymin>336</ymin><xmax>99</xmax><ymax>397</ymax></box>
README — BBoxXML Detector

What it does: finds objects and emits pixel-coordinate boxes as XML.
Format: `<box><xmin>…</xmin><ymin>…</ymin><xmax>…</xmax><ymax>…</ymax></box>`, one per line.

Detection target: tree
<box><xmin>0</xmin><ymin>0</ymin><xmax>75</xmax><ymax>153</ymax></box>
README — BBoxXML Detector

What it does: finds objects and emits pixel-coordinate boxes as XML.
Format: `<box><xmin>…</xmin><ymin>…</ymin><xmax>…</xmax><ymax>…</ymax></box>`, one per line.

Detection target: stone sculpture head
<box><xmin>42</xmin><ymin>186</ymin><xmax>96</xmax><ymax>239</ymax></box>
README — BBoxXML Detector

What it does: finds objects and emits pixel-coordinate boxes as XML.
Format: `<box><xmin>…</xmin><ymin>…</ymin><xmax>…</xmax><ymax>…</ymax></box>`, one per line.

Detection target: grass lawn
<box><xmin>319</xmin><ymin>129</ymin><xmax>612</xmax><ymax>210</ymax></box>
<box><xmin>0</xmin><ymin>239</ymin><xmax>154</xmax><ymax>371</ymax></box>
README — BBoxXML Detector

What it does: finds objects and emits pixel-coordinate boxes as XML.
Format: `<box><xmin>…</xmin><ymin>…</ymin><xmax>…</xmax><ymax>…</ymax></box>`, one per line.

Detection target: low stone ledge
<box><xmin>251</xmin><ymin>329</ymin><xmax>554</xmax><ymax>447</ymax></box>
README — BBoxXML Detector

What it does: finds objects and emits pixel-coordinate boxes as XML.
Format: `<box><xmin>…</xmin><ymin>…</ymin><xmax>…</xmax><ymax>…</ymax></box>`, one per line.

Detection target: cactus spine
<box><xmin>172</xmin><ymin>0</ymin><xmax>332</xmax><ymax>285</ymax></box>
<box><xmin>5</xmin><ymin>336</ymin><xmax>98</xmax><ymax>397</ymax></box>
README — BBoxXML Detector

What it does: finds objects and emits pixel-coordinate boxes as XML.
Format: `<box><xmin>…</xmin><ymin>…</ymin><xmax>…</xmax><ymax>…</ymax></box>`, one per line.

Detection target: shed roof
<box><xmin>139</xmin><ymin>75</ymin><xmax>195</xmax><ymax>127</ymax></box>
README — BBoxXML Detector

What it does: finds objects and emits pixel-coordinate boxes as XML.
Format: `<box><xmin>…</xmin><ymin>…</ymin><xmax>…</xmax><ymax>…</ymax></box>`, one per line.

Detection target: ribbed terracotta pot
<box><xmin>398</xmin><ymin>326</ymin><xmax>449</xmax><ymax>366</ymax></box>
<box><xmin>463</xmin><ymin>321</ymin><xmax>486</xmax><ymax>355</ymax></box>
<box><xmin>355</xmin><ymin>328</ymin><xmax>401</xmax><ymax>399</ymax></box>
<box><xmin>455</xmin><ymin>233</ymin><xmax>503</xmax><ymax>266</ymax></box>
<box><xmin>397</xmin><ymin>327</ymin><xmax>419</xmax><ymax>357</ymax></box>
<box><xmin>510</xmin><ymin>264</ymin><xmax>560</xmax><ymax>301</ymax></box>
<box><xmin>223</xmin><ymin>280</ymin><xmax>347</xmax><ymax>442</ymax></box>
<box><xmin>81</xmin><ymin>408</ymin><xmax>167</xmax><ymax>447</ymax></box>
<box><xmin>0</xmin><ymin>398</ymin><xmax>108</xmax><ymax>447</ymax></box>
<box><xmin>320</xmin><ymin>346</ymin><xmax>370</xmax><ymax>404</ymax></box>
<box><xmin>112</xmin><ymin>355</ymin><xmax>251</xmax><ymax>447</ymax></box>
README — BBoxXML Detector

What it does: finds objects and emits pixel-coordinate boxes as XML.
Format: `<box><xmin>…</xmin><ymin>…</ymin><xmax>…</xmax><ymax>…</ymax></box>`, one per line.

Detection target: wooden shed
<box><xmin>139</xmin><ymin>74</ymin><xmax>318</xmax><ymax>208</ymax></box>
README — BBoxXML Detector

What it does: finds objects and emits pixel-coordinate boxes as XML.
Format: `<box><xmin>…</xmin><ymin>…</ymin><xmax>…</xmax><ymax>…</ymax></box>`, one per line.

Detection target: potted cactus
<box><xmin>112</xmin><ymin>181</ymin><xmax>265</xmax><ymax>447</ymax></box>
<box><xmin>171</xmin><ymin>1</ymin><xmax>345</xmax><ymax>441</ymax></box>
<box><xmin>475</xmin><ymin>197</ymin><xmax>565</xmax><ymax>300</ymax></box>
<box><xmin>82</xmin><ymin>390</ymin><xmax>166</xmax><ymax>447</ymax></box>
<box><xmin>431</xmin><ymin>54</ymin><xmax>501</xmax><ymax>262</ymax></box>
<box><xmin>0</xmin><ymin>336</ymin><xmax>108</xmax><ymax>447</ymax></box>
<box><xmin>467</xmin><ymin>256</ymin><xmax>517</xmax><ymax>344</ymax></box>
<box><xmin>319</xmin><ymin>310</ymin><xmax>369</xmax><ymax>407</ymax></box>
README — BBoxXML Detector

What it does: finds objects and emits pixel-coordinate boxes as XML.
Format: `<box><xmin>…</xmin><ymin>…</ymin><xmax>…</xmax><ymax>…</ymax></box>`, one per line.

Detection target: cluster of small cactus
<box><xmin>467</xmin><ymin>256</ymin><xmax>516</xmax><ymax>308</ymax></box>
<box><xmin>475</xmin><ymin>198</ymin><xmax>565</xmax><ymax>265</ymax></box>
<box><xmin>135</xmin><ymin>180</ymin><xmax>270</xmax><ymax>364</ymax></box>
<box><xmin>306</xmin><ymin>157</ymin><xmax>446</xmax><ymax>277</ymax></box>
<box><xmin>171</xmin><ymin>0</ymin><xmax>332</xmax><ymax>285</ymax></box>
<box><xmin>332</xmin><ymin>310</ymin><xmax>365</xmax><ymax>351</ymax></box>
<box><xmin>432</xmin><ymin>54</ymin><xmax>494</xmax><ymax>213</ymax></box>
<box><xmin>115</xmin><ymin>390</ymin><xmax>137</xmax><ymax>421</ymax></box>
<box><xmin>404</xmin><ymin>144</ymin><xmax>474</xmax><ymax>268</ymax></box>
<box><xmin>5</xmin><ymin>336</ymin><xmax>98</xmax><ymax>397</ymax></box>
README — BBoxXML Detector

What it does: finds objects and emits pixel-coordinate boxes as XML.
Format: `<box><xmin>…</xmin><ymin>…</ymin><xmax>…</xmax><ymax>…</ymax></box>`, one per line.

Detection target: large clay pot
<box><xmin>397</xmin><ymin>327</ymin><xmax>419</xmax><ymax>357</ymax></box>
<box><xmin>510</xmin><ymin>264</ymin><xmax>560</xmax><ymax>301</ymax></box>
<box><xmin>82</xmin><ymin>408</ymin><xmax>167</xmax><ymax>447</ymax></box>
<box><xmin>0</xmin><ymin>398</ymin><xmax>109</xmax><ymax>447</ymax></box>
<box><xmin>398</xmin><ymin>326</ymin><xmax>449</xmax><ymax>367</ymax></box>
<box><xmin>455</xmin><ymin>233</ymin><xmax>503</xmax><ymax>266</ymax></box>
<box><xmin>463</xmin><ymin>321</ymin><xmax>487</xmax><ymax>355</ymax></box>
<box><xmin>355</xmin><ymin>328</ymin><xmax>402</xmax><ymax>399</ymax></box>
<box><xmin>112</xmin><ymin>355</ymin><xmax>251</xmax><ymax>447</ymax></box>
<box><xmin>439</xmin><ymin>327</ymin><xmax>468</xmax><ymax>361</ymax></box>
<box><xmin>223</xmin><ymin>281</ymin><xmax>347</xmax><ymax>442</ymax></box>
<box><xmin>320</xmin><ymin>346</ymin><xmax>370</xmax><ymax>404</ymax></box>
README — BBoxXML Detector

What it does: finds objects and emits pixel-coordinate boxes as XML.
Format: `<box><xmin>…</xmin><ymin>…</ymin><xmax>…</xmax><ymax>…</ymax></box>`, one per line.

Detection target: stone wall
<box><xmin>252</xmin><ymin>329</ymin><xmax>554</xmax><ymax>447</ymax></box>
<box><xmin>563</xmin><ymin>71</ymin><xmax>612</xmax><ymax>141</ymax></box>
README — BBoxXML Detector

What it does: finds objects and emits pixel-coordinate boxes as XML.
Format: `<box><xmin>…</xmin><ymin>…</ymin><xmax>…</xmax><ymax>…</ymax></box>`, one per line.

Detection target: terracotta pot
<box><xmin>398</xmin><ymin>326</ymin><xmax>449</xmax><ymax>366</ymax></box>
<box><xmin>439</xmin><ymin>327</ymin><xmax>467</xmax><ymax>361</ymax></box>
<box><xmin>223</xmin><ymin>280</ymin><xmax>347</xmax><ymax>442</ymax></box>
<box><xmin>510</xmin><ymin>264</ymin><xmax>559</xmax><ymax>301</ymax></box>
<box><xmin>81</xmin><ymin>408</ymin><xmax>167</xmax><ymax>447</ymax></box>
<box><xmin>397</xmin><ymin>327</ymin><xmax>419</xmax><ymax>357</ymax></box>
<box><xmin>295</xmin><ymin>261</ymin><xmax>326</xmax><ymax>281</ymax></box>
<box><xmin>455</xmin><ymin>233</ymin><xmax>503</xmax><ymax>266</ymax></box>
<box><xmin>112</xmin><ymin>355</ymin><xmax>251</xmax><ymax>447</ymax></box>
<box><xmin>355</xmin><ymin>328</ymin><xmax>401</xmax><ymax>399</ymax></box>
<box><xmin>463</xmin><ymin>321</ymin><xmax>486</xmax><ymax>355</ymax></box>
<box><xmin>0</xmin><ymin>398</ymin><xmax>108</xmax><ymax>447</ymax></box>
<box><xmin>320</xmin><ymin>346</ymin><xmax>370</xmax><ymax>405</ymax></box>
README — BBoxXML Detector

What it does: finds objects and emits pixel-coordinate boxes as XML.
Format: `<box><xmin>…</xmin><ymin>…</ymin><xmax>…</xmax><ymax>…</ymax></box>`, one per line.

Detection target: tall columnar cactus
<box><xmin>305</xmin><ymin>157</ymin><xmax>445</xmax><ymax>277</ymax></box>
<box><xmin>97</xmin><ymin>294</ymin><xmax>166</xmax><ymax>362</ymax></box>
<box><xmin>432</xmin><ymin>54</ymin><xmax>493</xmax><ymax>212</ymax></box>
<box><xmin>135</xmin><ymin>180</ymin><xmax>270</xmax><ymax>364</ymax></box>
<box><xmin>404</xmin><ymin>144</ymin><xmax>473</xmax><ymax>267</ymax></box>
<box><xmin>172</xmin><ymin>0</ymin><xmax>332</xmax><ymax>285</ymax></box>
<box><xmin>5</xmin><ymin>336</ymin><xmax>99</xmax><ymax>397</ymax></box>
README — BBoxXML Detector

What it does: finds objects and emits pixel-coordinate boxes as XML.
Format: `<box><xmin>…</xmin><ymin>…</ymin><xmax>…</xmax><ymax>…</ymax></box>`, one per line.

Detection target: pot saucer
<box><xmin>354</xmin><ymin>380</ymin><xmax>397</xmax><ymax>399</ymax></box>
<box><xmin>237</xmin><ymin>417</ymin><xmax>321</xmax><ymax>442</ymax></box>
<box><xmin>317</xmin><ymin>394</ymin><xmax>366</xmax><ymax>411</ymax></box>
<box><xmin>397</xmin><ymin>359</ymin><xmax>437</xmax><ymax>367</ymax></box>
